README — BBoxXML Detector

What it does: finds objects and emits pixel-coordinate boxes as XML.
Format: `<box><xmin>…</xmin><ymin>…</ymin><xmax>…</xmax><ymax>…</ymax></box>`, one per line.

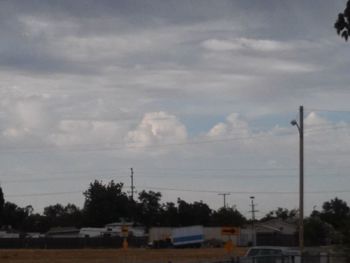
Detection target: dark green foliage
<box><xmin>210</xmin><ymin>207</ymin><xmax>246</xmax><ymax>227</ymax></box>
<box><xmin>0</xmin><ymin>181</ymin><xmax>248</xmax><ymax>231</ymax></box>
<box><xmin>305</xmin><ymin>198</ymin><xmax>350</xmax><ymax>246</ymax></box>
<box><xmin>137</xmin><ymin>190</ymin><xmax>162</xmax><ymax>227</ymax></box>
<box><xmin>44</xmin><ymin>203</ymin><xmax>83</xmax><ymax>228</ymax></box>
<box><xmin>21</xmin><ymin>213</ymin><xmax>51</xmax><ymax>233</ymax></box>
<box><xmin>1</xmin><ymin>202</ymin><xmax>31</xmax><ymax>229</ymax></box>
<box><xmin>83</xmin><ymin>180</ymin><xmax>130</xmax><ymax>226</ymax></box>
<box><xmin>177</xmin><ymin>198</ymin><xmax>212</xmax><ymax>226</ymax></box>
<box><xmin>304</xmin><ymin>216</ymin><xmax>334</xmax><ymax>246</ymax></box>
<box><xmin>5</xmin><ymin>177</ymin><xmax>350</xmax><ymax>248</ymax></box>
<box><xmin>261</xmin><ymin>207</ymin><xmax>298</xmax><ymax>222</ymax></box>
<box><xmin>0</xmin><ymin>186</ymin><xmax>4</xmax><ymax>215</ymax></box>
<box><xmin>320</xmin><ymin>197</ymin><xmax>350</xmax><ymax>229</ymax></box>
<box><xmin>0</xmin><ymin>186</ymin><xmax>4</xmax><ymax>225</ymax></box>
<box><xmin>335</xmin><ymin>1</ymin><xmax>350</xmax><ymax>41</ymax></box>
<box><xmin>160</xmin><ymin>202</ymin><xmax>179</xmax><ymax>226</ymax></box>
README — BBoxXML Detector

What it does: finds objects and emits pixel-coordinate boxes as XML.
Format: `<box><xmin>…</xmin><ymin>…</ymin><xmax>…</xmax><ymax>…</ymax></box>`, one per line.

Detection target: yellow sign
<box><xmin>224</xmin><ymin>240</ymin><xmax>234</xmax><ymax>253</ymax></box>
<box><xmin>221</xmin><ymin>227</ymin><xmax>240</xmax><ymax>236</ymax></box>
<box><xmin>122</xmin><ymin>238</ymin><xmax>128</xmax><ymax>250</ymax></box>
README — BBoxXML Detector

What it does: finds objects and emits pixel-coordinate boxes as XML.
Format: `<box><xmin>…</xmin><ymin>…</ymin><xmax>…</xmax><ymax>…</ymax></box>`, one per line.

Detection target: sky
<box><xmin>1</xmin><ymin>0</ymin><xmax>350</xmax><ymax>218</ymax></box>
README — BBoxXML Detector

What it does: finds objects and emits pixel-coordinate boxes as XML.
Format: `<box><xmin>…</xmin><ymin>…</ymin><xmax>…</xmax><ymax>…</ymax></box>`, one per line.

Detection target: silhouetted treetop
<box><xmin>335</xmin><ymin>0</ymin><xmax>350</xmax><ymax>41</ymax></box>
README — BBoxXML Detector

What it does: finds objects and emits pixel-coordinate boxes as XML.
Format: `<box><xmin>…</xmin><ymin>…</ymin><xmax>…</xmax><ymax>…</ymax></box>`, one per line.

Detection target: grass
<box><xmin>0</xmin><ymin>248</ymin><xmax>248</xmax><ymax>263</ymax></box>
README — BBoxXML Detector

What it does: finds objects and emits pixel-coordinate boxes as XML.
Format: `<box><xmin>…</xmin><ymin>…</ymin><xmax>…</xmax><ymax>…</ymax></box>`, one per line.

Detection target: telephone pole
<box><xmin>130</xmin><ymin>168</ymin><xmax>135</xmax><ymax>201</ymax></box>
<box><xmin>218</xmin><ymin>193</ymin><xmax>230</xmax><ymax>209</ymax></box>
<box><xmin>249</xmin><ymin>196</ymin><xmax>258</xmax><ymax>246</ymax></box>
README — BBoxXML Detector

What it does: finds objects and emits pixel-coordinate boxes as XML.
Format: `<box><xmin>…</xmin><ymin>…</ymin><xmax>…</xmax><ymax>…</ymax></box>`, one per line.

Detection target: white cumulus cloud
<box><xmin>126</xmin><ymin>112</ymin><xmax>187</xmax><ymax>148</ymax></box>
<box><xmin>208</xmin><ymin>113</ymin><xmax>250</xmax><ymax>137</ymax></box>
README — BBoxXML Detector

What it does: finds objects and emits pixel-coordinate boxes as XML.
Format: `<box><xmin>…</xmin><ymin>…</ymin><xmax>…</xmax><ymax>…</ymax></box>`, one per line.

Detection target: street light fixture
<box><xmin>291</xmin><ymin>106</ymin><xmax>304</xmax><ymax>255</ymax></box>
<box><xmin>290</xmin><ymin>120</ymin><xmax>298</xmax><ymax>127</ymax></box>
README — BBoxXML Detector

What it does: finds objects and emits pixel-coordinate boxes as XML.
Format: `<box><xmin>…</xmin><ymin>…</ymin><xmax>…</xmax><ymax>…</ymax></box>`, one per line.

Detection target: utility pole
<box><xmin>249</xmin><ymin>196</ymin><xmax>258</xmax><ymax>246</ymax></box>
<box><xmin>218</xmin><ymin>193</ymin><xmax>230</xmax><ymax>209</ymax></box>
<box><xmin>291</xmin><ymin>105</ymin><xmax>304</xmax><ymax>255</ymax></box>
<box><xmin>299</xmin><ymin>105</ymin><xmax>304</xmax><ymax>254</ymax></box>
<box><xmin>130</xmin><ymin>168</ymin><xmax>135</xmax><ymax>201</ymax></box>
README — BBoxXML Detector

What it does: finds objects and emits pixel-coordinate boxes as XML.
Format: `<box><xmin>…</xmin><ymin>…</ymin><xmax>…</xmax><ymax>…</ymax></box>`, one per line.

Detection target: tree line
<box><xmin>0</xmin><ymin>180</ymin><xmax>246</xmax><ymax>232</ymax></box>
<box><xmin>0</xmin><ymin>180</ymin><xmax>350</xmax><ymax>247</ymax></box>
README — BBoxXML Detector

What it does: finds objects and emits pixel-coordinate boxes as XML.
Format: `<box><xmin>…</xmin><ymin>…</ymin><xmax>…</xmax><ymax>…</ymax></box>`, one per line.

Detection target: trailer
<box><xmin>172</xmin><ymin>225</ymin><xmax>204</xmax><ymax>248</ymax></box>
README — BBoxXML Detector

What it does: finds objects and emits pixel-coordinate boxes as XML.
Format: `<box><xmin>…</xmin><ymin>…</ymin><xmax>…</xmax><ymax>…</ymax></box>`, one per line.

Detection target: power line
<box><xmin>4</xmin><ymin>165</ymin><xmax>348</xmax><ymax>180</ymax></box>
<box><xmin>305</xmin><ymin>126</ymin><xmax>350</xmax><ymax>135</ymax></box>
<box><xmin>0</xmin><ymin>131</ymin><xmax>295</xmax><ymax>154</ymax></box>
<box><xmin>0</xmin><ymin>174</ymin><xmax>128</xmax><ymax>184</ymax></box>
<box><xmin>306</xmin><ymin>108</ymin><xmax>350</xmax><ymax>113</ymax></box>
<box><xmin>6</xmin><ymin>187</ymin><xmax>350</xmax><ymax>199</ymax></box>
<box><xmin>139</xmin><ymin>167</ymin><xmax>298</xmax><ymax>172</ymax></box>
<box><xmin>3</xmin><ymin>170</ymin><xmax>350</xmax><ymax>185</ymax></box>
<box><xmin>6</xmin><ymin>191</ymin><xmax>82</xmax><ymax>198</ymax></box>
<box><xmin>135</xmin><ymin>186</ymin><xmax>350</xmax><ymax>195</ymax></box>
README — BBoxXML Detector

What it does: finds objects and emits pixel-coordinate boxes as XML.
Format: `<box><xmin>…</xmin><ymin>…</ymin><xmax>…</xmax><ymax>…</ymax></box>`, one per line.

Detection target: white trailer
<box><xmin>172</xmin><ymin>225</ymin><xmax>204</xmax><ymax>247</ymax></box>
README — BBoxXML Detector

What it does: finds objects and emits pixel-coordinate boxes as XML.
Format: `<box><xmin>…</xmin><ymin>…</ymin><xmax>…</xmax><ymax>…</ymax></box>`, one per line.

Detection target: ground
<box><xmin>0</xmin><ymin>248</ymin><xmax>248</xmax><ymax>263</ymax></box>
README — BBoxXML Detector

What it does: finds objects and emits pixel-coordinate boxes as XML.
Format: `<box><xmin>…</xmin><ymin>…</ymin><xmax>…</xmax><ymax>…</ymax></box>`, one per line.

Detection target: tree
<box><xmin>304</xmin><ymin>216</ymin><xmax>335</xmax><ymax>246</ymax></box>
<box><xmin>320</xmin><ymin>197</ymin><xmax>350</xmax><ymax>229</ymax></box>
<box><xmin>160</xmin><ymin>202</ymin><xmax>179</xmax><ymax>226</ymax></box>
<box><xmin>43</xmin><ymin>203</ymin><xmax>83</xmax><ymax>228</ymax></box>
<box><xmin>0</xmin><ymin>186</ymin><xmax>4</xmax><ymax>224</ymax></box>
<box><xmin>335</xmin><ymin>0</ymin><xmax>350</xmax><ymax>41</ymax></box>
<box><xmin>210</xmin><ymin>207</ymin><xmax>247</xmax><ymax>226</ymax></box>
<box><xmin>22</xmin><ymin>213</ymin><xmax>50</xmax><ymax>233</ymax></box>
<box><xmin>44</xmin><ymin>204</ymin><xmax>65</xmax><ymax>219</ymax></box>
<box><xmin>1</xmin><ymin>202</ymin><xmax>30</xmax><ymax>230</ymax></box>
<box><xmin>177</xmin><ymin>199</ymin><xmax>212</xmax><ymax>226</ymax></box>
<box><xmin>137</xmin><ymin>190</ymin><xmax>162</xmax><ymax>227</ymax></box>
<box><xmin>83</xmin><ymin>180</ymin><xmax>130</xmax><ymax>226</ymax></box>
<box><xmin>261</xmin><ymin>207</ymin><xmax>298</xmax><ymax>222</ymax></box>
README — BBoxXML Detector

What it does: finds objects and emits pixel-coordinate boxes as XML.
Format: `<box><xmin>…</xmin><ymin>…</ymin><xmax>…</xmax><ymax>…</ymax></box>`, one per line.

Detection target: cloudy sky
<box><xmin>1</xmin><ymin>0</ymin><xmax>350</xmax><ymax>217</ymax></box>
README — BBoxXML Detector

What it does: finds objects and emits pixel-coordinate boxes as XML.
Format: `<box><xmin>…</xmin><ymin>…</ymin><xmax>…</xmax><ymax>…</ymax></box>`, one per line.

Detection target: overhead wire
<box><xmin>6</xmin><ymin>186</ymin><xmax>350</xmax><ymax>199</ymax></box>
<box><xmin>306</xmin><ymin>108</ymin><xmax>350</xmax><ymax>113</ymax></box>
<box><xmin>0</xmin><ymin>130</ymin><xmax>295</xmax><ymax>153</ymax></box>
<box><xmin>3</xmin><ymin>172</ymin><xmax>350</xmax><ymax>185</ymax></box>
<box><xmin>2</xmin><ymin>165</ymin><xmax>350</xmax><ymax>185</ymax></box>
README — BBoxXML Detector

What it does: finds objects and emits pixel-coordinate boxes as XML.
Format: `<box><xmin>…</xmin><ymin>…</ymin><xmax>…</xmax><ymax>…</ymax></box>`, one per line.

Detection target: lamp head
<box><xmin>291</xmin><ymin>120</ymin><xmax>298</xmax><ymax>126</ymax></box>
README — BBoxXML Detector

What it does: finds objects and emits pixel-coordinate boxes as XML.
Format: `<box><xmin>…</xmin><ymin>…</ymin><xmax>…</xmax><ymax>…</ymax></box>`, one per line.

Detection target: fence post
<box><xmin>320</xmin><ymin>252</ymin><xmax>328</xmax><ymax>263</ymax></box>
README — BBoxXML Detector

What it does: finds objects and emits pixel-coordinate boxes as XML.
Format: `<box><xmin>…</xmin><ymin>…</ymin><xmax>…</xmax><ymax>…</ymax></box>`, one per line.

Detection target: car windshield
<box><xmin>247</xmin><ymin>249</ymin><xmax>260</xmax><ymax>256</ymax></box>
<box><xmin>247</xmin><ymin>248</ymin><xmax>282</xmax><ymax>256</ymax></box>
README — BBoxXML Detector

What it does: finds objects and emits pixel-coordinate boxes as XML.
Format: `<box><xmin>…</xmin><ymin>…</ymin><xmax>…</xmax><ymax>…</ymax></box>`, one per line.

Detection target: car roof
<box><xmin>246</xmin><ymin>247</ymin><xmax>300</xmax><ymax>256</ymax></box>
<box><xmin>248</xmin><ymin>246</ymin><xmax>287</xmax><ymax>250</ymax></box>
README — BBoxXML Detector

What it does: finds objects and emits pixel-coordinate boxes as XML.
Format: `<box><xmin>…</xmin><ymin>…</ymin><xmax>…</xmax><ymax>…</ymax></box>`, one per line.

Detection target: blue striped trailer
<box><xmin>172</xmin><ymin>225</ymin><xmax>204</xmax><ymax>248</ymax></box>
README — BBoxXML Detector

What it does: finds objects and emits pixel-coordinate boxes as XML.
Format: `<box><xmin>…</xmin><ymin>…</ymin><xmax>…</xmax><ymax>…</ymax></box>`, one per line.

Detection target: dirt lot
<box><xmin>0</xmin><ymin>248</ymin><xmax>248</xmax><ymax>263</ymax></box>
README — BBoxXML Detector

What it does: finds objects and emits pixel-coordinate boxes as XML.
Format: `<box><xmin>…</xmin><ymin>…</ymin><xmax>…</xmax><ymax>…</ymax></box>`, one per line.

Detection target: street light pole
<box><xmin>291</xmin><ymin>105</ymin><xmax>304</xmax><ymax>255</ymax></box>
<box><xmin>299</xmin><ymin>106</ymin><xmax>304</xmax><ymax>254</ymax></box>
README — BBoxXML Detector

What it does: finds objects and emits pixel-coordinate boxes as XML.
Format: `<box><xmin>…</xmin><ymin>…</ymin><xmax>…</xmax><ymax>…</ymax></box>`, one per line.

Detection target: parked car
<box><xmin>241</xmin><ymin>246</ymin><xmax>300</xmax><ymax>263</ymax></box>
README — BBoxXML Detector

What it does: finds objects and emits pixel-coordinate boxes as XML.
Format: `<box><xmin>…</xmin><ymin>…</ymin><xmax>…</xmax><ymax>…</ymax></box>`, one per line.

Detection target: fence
<box><xmin>0</xmin><ymin>236</ymin><xmax>148</xmax><ymax>249</ymax></box>
<box><xmin>210</xmin><ymin>255</ymin><xmax>350</xmax><ymax>263</ymax></box>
